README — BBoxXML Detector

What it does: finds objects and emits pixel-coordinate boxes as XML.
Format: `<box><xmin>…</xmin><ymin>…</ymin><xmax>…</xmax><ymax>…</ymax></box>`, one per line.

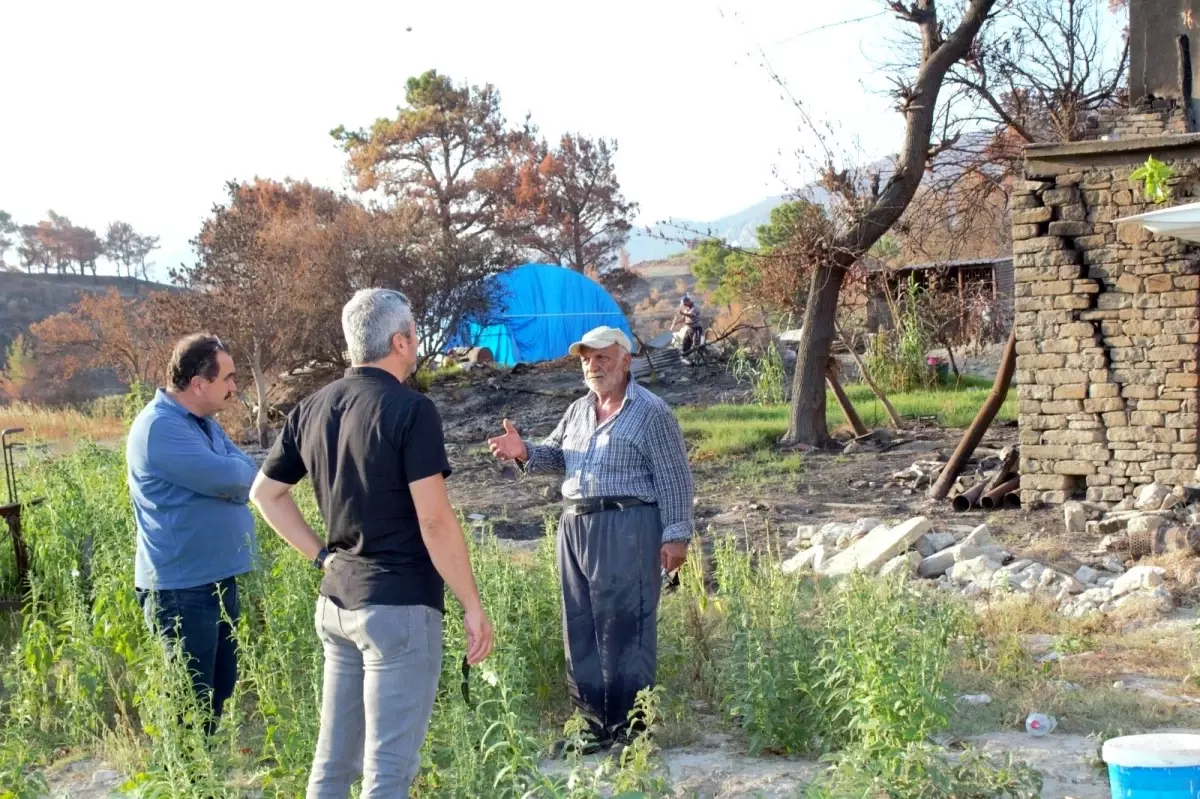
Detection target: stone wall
<box><xmin>1086</xmin><ymin>99</ymin><xmax>1192</xmax><ymax>141</ymax></box>
<box><xmin>1014</xmin><ymin>135</ymin><xmax>1200</xmax><ymax>507</ymax></box>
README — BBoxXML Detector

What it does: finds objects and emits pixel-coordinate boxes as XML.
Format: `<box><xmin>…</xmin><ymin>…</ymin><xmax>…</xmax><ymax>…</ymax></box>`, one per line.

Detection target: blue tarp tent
<box><xmin>447</xmin><ymin>263</ymin><xmax>634</xmax><ymax>366</ymax></box>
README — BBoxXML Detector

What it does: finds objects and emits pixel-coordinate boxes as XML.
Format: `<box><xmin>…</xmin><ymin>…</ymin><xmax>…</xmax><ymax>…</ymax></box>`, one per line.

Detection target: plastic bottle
<box><xmin>1025</xmin><ymin>713</ymin><xmax>1057</xmax><ymax>736</ymax></box>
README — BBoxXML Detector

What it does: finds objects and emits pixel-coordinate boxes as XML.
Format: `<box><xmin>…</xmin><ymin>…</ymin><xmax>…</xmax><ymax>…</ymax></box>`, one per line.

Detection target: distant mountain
<box><xmin>625</xmin><ymin>186</ymin><xmax>839</xmax><ymax>264</ymax></box>
<box><xmin>625</xmin><ymin>195</ymin><xmax>786</xmax><ymax>264</ymax></box>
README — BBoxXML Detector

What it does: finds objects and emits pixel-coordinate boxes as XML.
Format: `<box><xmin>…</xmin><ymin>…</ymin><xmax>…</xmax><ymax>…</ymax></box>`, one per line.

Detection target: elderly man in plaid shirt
<box><xmin>488</xmin><ymin>325</ymin><xmax>694</xmax><ymax>755</ymax></box>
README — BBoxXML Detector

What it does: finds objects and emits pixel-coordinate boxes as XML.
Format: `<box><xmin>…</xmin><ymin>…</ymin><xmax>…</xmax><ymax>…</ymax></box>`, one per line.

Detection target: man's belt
<box><xmin>564</xmin><ymin>496</ymin><xmax>656</xmax><ymax>515</ymax></box>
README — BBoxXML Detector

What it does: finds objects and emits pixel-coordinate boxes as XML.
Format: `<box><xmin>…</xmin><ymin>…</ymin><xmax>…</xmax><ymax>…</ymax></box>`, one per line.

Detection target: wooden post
<box><xmin>957</xmin><ymin>268</ymin><xmax>965</xmax><ymax>336</ymax></box>
<box><xmin>928</xmin><ymin>329</ymin><xmax>1018</xmax><ymax>501</ymax></box>
<box><xmin>826</xmin><ymin>360</ymin><xmax>869</xmax><ymax>437</ymax></box>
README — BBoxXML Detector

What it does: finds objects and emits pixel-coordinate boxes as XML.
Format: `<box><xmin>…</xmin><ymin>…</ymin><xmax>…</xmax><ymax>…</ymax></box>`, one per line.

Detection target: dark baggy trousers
<box><xmin>558</xmin><ymin>503</ymin><xmax>663</xmax><ymax>739</ymax></box>
<box><xmin>136</xmin><ymin>576</ymin><xmax>239</xmax><ymax>736</ymax></box>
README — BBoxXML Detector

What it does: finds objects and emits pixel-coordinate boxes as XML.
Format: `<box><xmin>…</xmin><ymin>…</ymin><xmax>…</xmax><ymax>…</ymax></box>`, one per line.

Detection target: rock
<box><xmin>912</xmin><ymin>525</ymin><xmax>993</xmax><ymax>580</ymax></box>
<box><xmin>880</xmin><ymin>551</ymin><xmax>922</xmax><ymax>578</ymax></box>
<box><xmin>918</xmin><ymin>541</ymin><xmax>981</xmax><ymax>579</ymax></box>
<box><xmin>1114</xmin><ymin>585</ymin><xmax>1173</xmax><ymax>614</ymax></box>
<box><xmin>1089</xmin><ymin>517</ymin><xmax>1127</xmax><ymax>536</ymax></box>
<box><xmin>950</xmin><ymin>555</ymin><xmax>1002</xmax><ymax>586</ymax></box>
<box><xmin>1136</xmin><ymin>482</ymin><xmax>1173</xmax><ymax>511</ymax></box>
<box><xmin>1074</xmin><ymin>565</ymin><xmax>1100</xmax><ymax>585</ymax></box>
<box><xmin>92</xmin><ymin>770</ymin><xmax>120</xmax><ymax>785</ymax></box>
<box><xmin>468</xmin><ymin>513</ymin><xmax>487</xmax><ymax>522</ymax></box>
<box><xmin>992</xmin><ymin>561</ymin><xmax>1033</xmax><ymax>591</ymax></box>
<box><xmin>1000</xmin><ymin>559</ymin><xmax>1035</xmax><ymax>576</ymax></box>
<box><xmin>1098</xmin><ymin>576</ymin><xmax>1117</xmax><ymax>588</ymax></box>
<box><xmin>851</xmin><ymin>518</ymin><xmax>883</xmax><ymax>537</ymax></box>
<box><xmin>1101</xmin><ymin>556</ymin><xmax>1125</xmax><ymax>574</ymax></box>
<box><xmin>1128</xmin><ymin>514</ymin><xmax>1169</xmax><ymax>535</ymax></box>
<box><xmin>1112</xmin><ymin>566</ymin><xmax>1166</xmax><ymax>597</ymax></box>
<box><xmin>788</xmin><ymin>525</ymin><xmax>818</xmax><ymax>550</ymax></box>
<box><xmin>964</xmin><ymin>525</ymin><xmax>992</xmax><ymax>547</ymax></box>
<box><xmin>821</xmin><ymin>517</ymin><xmax>933</xmax><ymax>578</ymax></box>
<box><xmin>1064</xmin><ymin>502</ymin><xmax>1088</xmax><ymax>533</ymax></box>
<box><xmin>782</xmin><ymin>545</ymin><xmax>826</xmax><ymax>575</ymax></box>
<box><xmin>1079</xmin><ymin>587</ymin><xmax>1114</xmax><ymax>604</ymax></box>
<box><xmin>811</xmin><ymin>523</ymin><xmax>852</xmax><ymax>549</ymax></box>
<box><xmin>962</xmin><ymin>583</ymin><xmax>985</xmax><ymax>599</ymax></box>
<box><xmin>1112</xmin><ymin>497</ymin><xmax>1136</xmax><ymax>512</ymax></box>
<box><xmin>978</xmin><ymin>544</ymin><xmax>1013</xmax><ymax>564</ymax></box>
<box><xmin>843</xmin><ymin>441</ymin><xmax>862</xmax><ymax>455</ymax></box>
<box><xmin>1161</xmin><ymin>493</ymin><xmax>1184</xmax><ymax>511</ymax></box>
<box><xmin>916</xmin><ymin>532</ymin><xmax>958</xmax><ymax>559</ymax></box>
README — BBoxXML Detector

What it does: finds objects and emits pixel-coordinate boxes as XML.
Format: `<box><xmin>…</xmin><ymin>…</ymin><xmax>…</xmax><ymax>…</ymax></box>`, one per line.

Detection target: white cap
<box><xmin>568</xmin><ymin>326</ymin><xmax>632</xmax><ymax>357</ymax></box>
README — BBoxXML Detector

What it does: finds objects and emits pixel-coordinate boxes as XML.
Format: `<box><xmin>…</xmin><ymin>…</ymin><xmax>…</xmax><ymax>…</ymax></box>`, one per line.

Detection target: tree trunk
<box><xmin>784</xmin><ymin>262</ymin><xmax>846</xmax><ymax>447</ymax></box>
<box><xmin>837</xmin><ymin>324</ymin><xmax>904</xmax><ymax>429</ymax></box>
<box><xmin>928</xmin><ymin>328</ymin><xmax>1017</xmax><ymax>501</ymax></box>
<box><xmin>572</xmin><ymin>215</ymin><xmax>586</xmax><ymax>273</ymax></box>
<box><xmin>944</xmin><ymin>341</ymin><xmax>960</xmax><ymax>379</ymax></box>
<box><xmin>826</xmin><ymin>366</ymin><xmax>868</xmax><ymax>437</ymax></box>
<box><xmin>251</xmin><ymin>340</ymin><xmax>270</xmax><ymax>449</ymax></box>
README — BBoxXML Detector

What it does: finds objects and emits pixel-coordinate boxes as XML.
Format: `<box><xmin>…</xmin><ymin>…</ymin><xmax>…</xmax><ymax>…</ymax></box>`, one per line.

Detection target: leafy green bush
<box><xmin>728</xmin><ymin>342</ymin><xmax>786</xmax><ymax>405</ymax></box>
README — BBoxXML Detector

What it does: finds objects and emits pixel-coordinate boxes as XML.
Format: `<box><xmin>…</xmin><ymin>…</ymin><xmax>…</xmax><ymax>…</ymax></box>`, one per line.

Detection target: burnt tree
<box><xmin>785</xmin><ymin>0</ymin><xmax>998</xmax><ymax>447</ymax></box>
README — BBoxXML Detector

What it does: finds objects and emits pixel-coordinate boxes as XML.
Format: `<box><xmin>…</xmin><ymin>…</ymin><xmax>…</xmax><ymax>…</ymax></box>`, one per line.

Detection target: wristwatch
<box><xmin>313</xmin><ymin>547</ymin><xmax>330</xmax><ymax>570</ymax></box>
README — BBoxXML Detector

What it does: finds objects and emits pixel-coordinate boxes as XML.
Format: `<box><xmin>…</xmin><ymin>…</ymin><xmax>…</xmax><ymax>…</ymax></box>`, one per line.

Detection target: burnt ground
<box><xmin>427</xmin><ymin>359</ymin><xmax>1075</xmax><ymax>570</ymax></box>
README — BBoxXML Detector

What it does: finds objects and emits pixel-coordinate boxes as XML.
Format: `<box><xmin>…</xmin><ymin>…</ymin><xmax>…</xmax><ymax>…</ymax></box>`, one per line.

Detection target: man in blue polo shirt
<box><xmin>126</xmin><ymin>333</ymin><xmax>258</xmax><ymax>734</ymax></box>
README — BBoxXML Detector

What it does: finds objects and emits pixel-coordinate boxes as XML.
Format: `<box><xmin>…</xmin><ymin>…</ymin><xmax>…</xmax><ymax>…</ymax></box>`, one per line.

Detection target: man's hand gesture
<box><xmin>488</xmin><ymin>419</ymin><xmax>528</xmax><ymax>463</ymax></box>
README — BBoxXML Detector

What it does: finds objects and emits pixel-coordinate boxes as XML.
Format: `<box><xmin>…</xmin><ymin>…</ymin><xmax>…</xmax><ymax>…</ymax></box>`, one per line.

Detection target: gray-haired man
<box><xmin>251</xmin><ymin>288</ymin><xmax>494</xmax><ymax>798</ymax></box>
<box><xmin>488</xmin><ymin>326</ymin><xmax>694</xmax><ymax>755</ymax></box>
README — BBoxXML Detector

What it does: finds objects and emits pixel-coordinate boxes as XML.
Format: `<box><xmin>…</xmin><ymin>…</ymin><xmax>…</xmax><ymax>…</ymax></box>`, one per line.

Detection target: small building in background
<box><xmin>864</xmin><ymin>255</ymin><xmax>1014</xmax><ymax>342</ymax></box>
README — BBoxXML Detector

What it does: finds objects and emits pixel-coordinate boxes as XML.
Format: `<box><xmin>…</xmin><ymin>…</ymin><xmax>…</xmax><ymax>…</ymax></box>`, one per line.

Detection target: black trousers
<box><xmin>557</xmin><ymin>504</ymin><xmax>662</xmax><ymax>738</ymax></box>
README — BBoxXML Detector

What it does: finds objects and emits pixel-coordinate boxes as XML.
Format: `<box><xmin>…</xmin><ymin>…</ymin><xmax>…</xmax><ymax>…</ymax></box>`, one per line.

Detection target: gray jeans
<box><xmin>306</xmin><ymin>596</ymin><xmax>443</xmax><ymax>799</ymax></box>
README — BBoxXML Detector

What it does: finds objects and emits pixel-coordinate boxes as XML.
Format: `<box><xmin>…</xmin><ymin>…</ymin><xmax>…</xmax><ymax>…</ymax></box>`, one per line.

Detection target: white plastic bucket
<box><xmin>1103</xmin><ymin>733</ymin><xmax>1200</xmax><ymax>798</ymax></box>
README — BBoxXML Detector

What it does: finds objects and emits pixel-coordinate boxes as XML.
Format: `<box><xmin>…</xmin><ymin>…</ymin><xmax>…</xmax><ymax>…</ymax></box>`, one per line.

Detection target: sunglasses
<box><xmin>460</xmin><ymin>655</ymin><xmax>473</xmax><ymax>708</ymax></box>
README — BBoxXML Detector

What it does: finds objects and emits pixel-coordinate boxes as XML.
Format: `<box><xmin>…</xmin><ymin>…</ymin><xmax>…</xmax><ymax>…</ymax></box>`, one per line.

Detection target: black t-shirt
<box><xmin>261</xmin><ymin>367</ymin><xmax>451</xmax><ymax>612</ymax></box>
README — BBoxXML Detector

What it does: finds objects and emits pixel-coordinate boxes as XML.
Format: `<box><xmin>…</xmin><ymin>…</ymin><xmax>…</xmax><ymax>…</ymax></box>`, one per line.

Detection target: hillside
<box><xmin>0</xmin><ymin>271</ymin><xmax>173</xmax><ymax>362</ymax></box>
<box><xmin>612</xmin><ymin>252</ymin><xmax>713</xmax><ymax>341</ymax></box>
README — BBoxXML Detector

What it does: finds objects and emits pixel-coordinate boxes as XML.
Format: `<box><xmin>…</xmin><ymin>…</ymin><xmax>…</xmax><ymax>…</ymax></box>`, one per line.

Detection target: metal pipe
<box><xmin>952</xmin><ymin>481</ymin><xmax>987</xmax><ymax>512</ymax></box>
<box><xmin>1002</xmin><ymin>491</ymin><xmax>1021</xmax><ymax>509</ymax></box>
<box><xmin>980</xmin><ymin>477</ymin><xmax>1021</xmax><ymax>510</ymax></box>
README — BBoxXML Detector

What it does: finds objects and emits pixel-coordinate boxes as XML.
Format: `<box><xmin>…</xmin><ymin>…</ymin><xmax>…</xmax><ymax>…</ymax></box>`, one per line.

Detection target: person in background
<box><xmin>250</xmin><ymin>288</ymin><xmax>494</xmax><ymax>798</ymax></box>
<box><xmin>672</xmin><ymin>294</ymin><xmax>704</xmax><ymax>354</ymax></box>
<box><xmin>487</xmin><ymin>325</ymin><xmax>694</xmax><ymax>756</ymax></box>
<box><xmin>127</xmin><ymin>333</ymin><xmax>258</xmax><ymax>735</ymax></box>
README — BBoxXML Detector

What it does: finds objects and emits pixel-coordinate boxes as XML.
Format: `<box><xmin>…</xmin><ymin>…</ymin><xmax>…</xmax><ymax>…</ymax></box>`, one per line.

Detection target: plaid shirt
<box><xmin>523</xmin><ymin>380</ymin><xmax>695</xmax><ymax>542</ymax></box>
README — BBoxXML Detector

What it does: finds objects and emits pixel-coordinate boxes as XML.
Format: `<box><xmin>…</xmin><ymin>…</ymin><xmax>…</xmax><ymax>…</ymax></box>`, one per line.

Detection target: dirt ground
<box><xmin>428</xmin><ymin>359</ymin><xmax>1067</xmax><ymax>569</ymax></box>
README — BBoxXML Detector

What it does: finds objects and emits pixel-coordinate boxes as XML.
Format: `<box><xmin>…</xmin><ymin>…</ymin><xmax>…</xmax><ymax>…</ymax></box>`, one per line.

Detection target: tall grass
<box><xmin>0</xmin><ymin>401</ymin><xmax>125</xmax><ymax>444</ymax></box>
<box><xmin>0</xmin><ymin>445</ymin><xmax>1035</xmax><ymax>796</ymax></box>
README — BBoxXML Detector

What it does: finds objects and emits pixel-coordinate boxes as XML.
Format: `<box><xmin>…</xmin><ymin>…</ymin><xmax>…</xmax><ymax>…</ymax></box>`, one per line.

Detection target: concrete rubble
<box><xmin>783</xmin><ymin>494</ymin><xmax>1196</xmax><ymax>619</ymax></box>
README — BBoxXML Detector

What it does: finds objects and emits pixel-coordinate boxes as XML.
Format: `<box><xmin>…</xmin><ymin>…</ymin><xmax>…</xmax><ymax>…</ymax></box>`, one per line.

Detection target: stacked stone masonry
<box><xmin>1087</xmin><ymin>100</ymin><xmax>1190</xmax><ymax>141</ymax></box>
<box><xmin>1015</xmin><ymin>148</ymin><xmax>1200</xmax><ymax>508</ymax></box>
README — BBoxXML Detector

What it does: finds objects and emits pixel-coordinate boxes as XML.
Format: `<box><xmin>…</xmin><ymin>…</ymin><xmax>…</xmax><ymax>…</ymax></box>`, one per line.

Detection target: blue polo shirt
<box><xmin>126</xmin><ymin>389</ymin><xmax>259</xmax><ymax>590</ymax></box>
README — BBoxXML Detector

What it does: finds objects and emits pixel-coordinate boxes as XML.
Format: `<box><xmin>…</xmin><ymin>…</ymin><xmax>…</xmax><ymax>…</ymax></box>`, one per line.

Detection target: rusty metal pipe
<box><xmin>952</xmin><ymin>481</ymin><xmax>987</xmax><ymax>512</ymax></box>
<box><xmin>980</xmin><ymin>477</ymin><xmax>1021</xmax><ymax>510</ymax></box>
<box><xmin>1002</xmin><ymin>491</ymin><xmax>1021</xmax><ymax>509</ymax></box>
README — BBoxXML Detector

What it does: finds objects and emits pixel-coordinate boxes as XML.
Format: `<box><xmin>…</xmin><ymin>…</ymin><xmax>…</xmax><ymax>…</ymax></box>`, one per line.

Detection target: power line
<box><xmin>775</xmin><ymin>10</ymin><xmax>889</xmax><ymax>45</ymax></box>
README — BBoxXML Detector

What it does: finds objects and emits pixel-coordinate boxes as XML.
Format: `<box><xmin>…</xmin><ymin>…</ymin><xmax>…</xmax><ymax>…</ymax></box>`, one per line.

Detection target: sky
<box><xmin>0</xmin><ymin>1</ymin><xmax>1109</xmax><ymax>280</ymax></box>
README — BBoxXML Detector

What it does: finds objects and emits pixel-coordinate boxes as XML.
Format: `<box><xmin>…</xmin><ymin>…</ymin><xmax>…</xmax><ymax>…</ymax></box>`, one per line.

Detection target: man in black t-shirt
<box><xmin>250</xmin><ymin>288</ymin><xmax>493</xmax><ymax>798</ymax></box>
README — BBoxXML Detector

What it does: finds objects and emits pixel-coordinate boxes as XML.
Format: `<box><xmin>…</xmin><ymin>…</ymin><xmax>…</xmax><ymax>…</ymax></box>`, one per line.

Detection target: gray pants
<box><xmin>558</xmin><ymin>504</ymin><xmax>663</xmax><ymax>738</ymax></box>
<box><xmin>306</xmin><ymin>596</ymin><xmax>443</xmax><ymax>799</ymax></box>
